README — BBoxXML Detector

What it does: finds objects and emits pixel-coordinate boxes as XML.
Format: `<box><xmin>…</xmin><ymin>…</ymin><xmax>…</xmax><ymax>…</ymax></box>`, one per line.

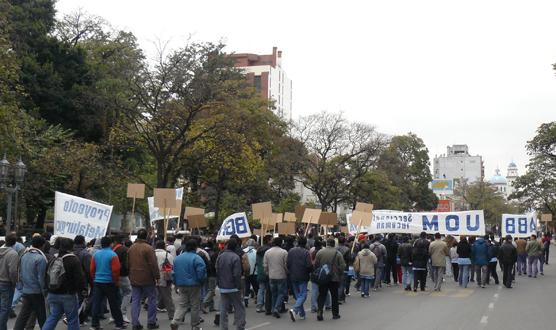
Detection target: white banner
<box><xmin>54</xmin><ymin>192</ymin><xmax>113</xmax><ymax>241</ymax></box>
<box><xmin>501</xmin><ymin>213</ymin><xmax>537</xmax><ymax>238</ymax></box>
<box><xmin>148</xmin><ymin>188</ymin><xmax>184</xmax><ymax>223</ymax></box>
<box><xmin>347</xmin><ymin>210</ymin><xmax>486</xmax><ymax>236</ymax></box>
<box><xmin>217</xmin><ymin>212</ymin><xmax>252</xmax><ymax>241</ymax></box>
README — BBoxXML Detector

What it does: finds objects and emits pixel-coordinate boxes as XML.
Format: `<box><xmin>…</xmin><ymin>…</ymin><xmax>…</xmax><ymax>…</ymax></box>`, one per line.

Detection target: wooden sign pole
<box><xmin>129</xmin><ymin>193</ymin><xmax>137</xmax><ymax>236</ymax></box>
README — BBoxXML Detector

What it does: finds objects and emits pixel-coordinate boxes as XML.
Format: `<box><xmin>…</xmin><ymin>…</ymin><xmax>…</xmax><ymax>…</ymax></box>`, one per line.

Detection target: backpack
<box><xmin>161</xmin><ymin>252</ymin><xmax>173</xmax><ymax>282</ymax></box>
<box><xmin>47</xmin><ymin>254</ymin><xmax>76</xmax><ymax>290</ymax></box>
<box><xmin>311</xmin><ymin>251</ymin><xmax>338</xmax><ymax>285</ymax></box>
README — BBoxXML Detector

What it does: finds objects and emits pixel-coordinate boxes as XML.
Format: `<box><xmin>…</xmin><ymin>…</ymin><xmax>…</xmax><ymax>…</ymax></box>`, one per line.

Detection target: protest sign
<box><xmin>252</xmin><ymin>202</ymin><xmax>272</xmax><ymax>220</ymax></box>
<box><xmin>284</xmin><ymin>212</ymin><xmax>297</xmax><ymax>222</ymax></box>
<box><xmin>188</xmin><ymin>214</ymin><xmax>207</xmax><ymax>229</ymax></box>
<box><xmin>278</xmin><ymin>222</ymin><xmax>296</xmax><ymax>235</ymax></box>
<box><xmin>346</xmin><ymin>213</ymin><xmax>372</xmax><ymax>234</ymax></box>
<box><xmin>541</xmin><ymin>214</ymin><xmax>552</xmax><ymax>222</ymax></box>
<box><xmin>148</xmin><ymin>188</ymin><xmax>184</xmax><ymax>223</ymax></box>
<box><xmin>295</xmin><ymin>205</ymin><xmax>306</xmax><ymax>220</ymax></box>
<box><xmin>319</xmin><ymin>212</ymin><xmax>338</xmax><ymax>226</ymax></box>
<box><xmin>273</xmin><ymin>213</ymin><xmax>284</xmax><ymax>225</ymax></box>
<box><xmin>302</xmin><ymin>209</ymin><xmax>321</xmax><ymax>224</ymax></box>
<box><xmin>502</xmin><ymin>213</ymin><xmax>537</xmax><ymax>238</ymax></box>
<box><xmin>127</xmin><ymin>183</ymin><xmax>145</xmax><ymax>199</ymax></box>
<box><xmin>54</xmin><ymin>192</ymin><xmax>113</xmax><ymax>241</ymax></box>
<box><xmin>355</xmin><ymin>202</ymin><xmax>374</xmax><ymax>213</ymax></box>
<box><xmin>217</xmin><ymin>212</ymin><xmax>252</xmax><ymax>241</ymax></box>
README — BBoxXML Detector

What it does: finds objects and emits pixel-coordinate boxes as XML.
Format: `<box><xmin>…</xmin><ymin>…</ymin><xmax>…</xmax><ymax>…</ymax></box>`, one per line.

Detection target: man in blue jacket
<box><xmin>170</xmin><ymin>239</ymin><xmax>206</xmax><ymax>330</ymax></box>
<box><xmin>471</xmin><ymin>236</ymin><xmax>489</xmax><ymax>288</ymax></box>
<box><xmin>13</xmin><ymin>236</ymin><xmax>48</xmax><ymax>330</ymax></box>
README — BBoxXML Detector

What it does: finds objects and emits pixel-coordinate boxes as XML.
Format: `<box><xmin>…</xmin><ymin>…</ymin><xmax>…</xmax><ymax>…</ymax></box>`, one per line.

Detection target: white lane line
<box><xmin>488</xmin><ymin>302</ymin><xmax>494</xmax><ymax>309</ymax></box>
<box><xmin>480</xmin><ymin>316</ymin><xmax>488</xmax><ymax>324</ymax></box>
<box><xmin>247</xmin><ymin>322</ymin><xmax>272</xmax><ymax>330</ymax></box>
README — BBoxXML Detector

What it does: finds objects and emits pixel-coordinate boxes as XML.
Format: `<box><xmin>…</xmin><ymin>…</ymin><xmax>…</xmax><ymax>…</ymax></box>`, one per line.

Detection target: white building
<box><xmin>433</xmin><ymin>145</ymin><xmax>484</xmax><ymax>184</ymax></box>
<box><xmin>231</xmin><ymin>47</ymin><xmax>293</xmax><ymax>121</ymax></box>
<box><xmin>490</xmin><ymin>162</ymin><xmax>519</xmax><ymax>199</ymax></box>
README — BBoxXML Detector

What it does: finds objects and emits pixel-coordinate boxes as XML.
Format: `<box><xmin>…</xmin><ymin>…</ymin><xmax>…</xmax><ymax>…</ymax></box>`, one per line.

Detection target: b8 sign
<box><xmin>217</xmin><ymin>212</ymin><xmax>251</xmax><ymax>240</ymax></box>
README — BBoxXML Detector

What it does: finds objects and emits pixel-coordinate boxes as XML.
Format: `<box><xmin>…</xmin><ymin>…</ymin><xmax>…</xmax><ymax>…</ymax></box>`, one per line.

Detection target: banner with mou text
<box><xmin>501</xmin><ymin>213</ymin><xmax>537</xmax><ymax>238</ymax></box>
<box><xmin>217</xmin><ymin>212</ymin><xmax>252</xmax><ymax>241</ymax></box>
<box><xmin>54</xmin><ymin>192</ymin><xmax>113</xmax><ymax>241</ymax></box>
<box><xmin>347</xmin><ymin>210</ymin><xmax>485</xmax><ymax>236</ymax></box>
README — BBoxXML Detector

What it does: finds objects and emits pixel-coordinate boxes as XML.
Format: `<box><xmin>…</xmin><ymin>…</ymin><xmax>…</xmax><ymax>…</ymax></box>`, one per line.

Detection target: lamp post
<box><xmin>0</xmin><ymin>154</ymin><xmax>26</xmax><ymax>232</ymax></box>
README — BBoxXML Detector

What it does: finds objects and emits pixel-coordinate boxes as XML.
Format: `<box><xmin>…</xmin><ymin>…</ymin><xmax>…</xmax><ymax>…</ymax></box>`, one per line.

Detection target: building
<box><xmin>489</xmin><ymin>162</ymin><xmax>519</xmax><ymax>199</ymax></box>
<box><xmin>433</xmin><ymin>145</ymin><xmax>484</xmax><ymax>184</ymax></box>
<box><xmin>230</xmin><ymin>47</ymin><xmax>293</xmax><ymax>121</ymax></box>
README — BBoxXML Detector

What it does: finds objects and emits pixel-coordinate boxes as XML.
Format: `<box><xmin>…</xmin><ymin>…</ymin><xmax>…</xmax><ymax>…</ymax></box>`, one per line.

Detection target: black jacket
<box><xmin>113</xmin><ymin>244</ymin><xmax>129</xmax><ymax>277</ymax></box>
<box><xmin>398</xmin><ymin>243</ymin><xmax>413</xmax><ymax>267</ymax></box>
<box><xmin>498</xmin><ymin>242</ymin><xmax>517</xmax><ymax>265</ymax></box>
<box><xmin>457</xmin><ymin>241</ymin><xmax>472</xmax><ymax>258</ymax></box>
<box><xmin>385</xmin><ymin>239</ymin><xmax>399</xmax><ymax>263</ymax></box>
<box><xmin>48</xmin><ymin>251</ymin><xmax>86</xmax><ymax>295</ymax></box>
<box><xmin>488</xmin><ymin>243</ymin><xmax>500</xmax><ymax>261</ymax></box>
<box><xmin>287</xmin><ymin>247</ymin><xmax>312</xmax><ymax>282</ymax></box>
<box><xmin>411</xmin><ymin>238</ymin><xmax>430</xmax><ymax>268</ymax></box>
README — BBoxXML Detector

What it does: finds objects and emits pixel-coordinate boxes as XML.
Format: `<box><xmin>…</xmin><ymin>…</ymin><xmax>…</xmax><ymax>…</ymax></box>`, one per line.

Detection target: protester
<box><xmin>369</xmin><ymin>236</ymin><xmax>387</xmax><ymax>290</ymax></box>
<box><xmin>450</xmin><ymin>241</ymin><xmax>459</xmax><ymax>282</ymax></box>
<box><xmin>429</xmin><ymin>232</ymin><xmax>449</xmax><ymax>291</ymax></box>
<box><xmin>542</xmin><ymin>234</ymin><xmax>550</xmax><ymax>265</ymax></box>
<box><xmin>314</xmin><ymin>238</ymin><xmax>345</xmax><ymax>321</ymax></box>
<box><xmin>128</xmin><ymin>229</ymin><xmax>160</xmax><ymax>330</ymax></box>
<box><xmin>411</xmin><ymin>232</ymin><xmax>429</xmax><ymax>292</ymax></box>
<box><xmin>202</xmin><ymin>240</ymin><xmax>218</xmax><ymax>313</ymax></box>
<box><xmin>72</xmin><ymin>235</ymin><xmax>93</xmax><ymax>324</ymax></box>
<box><xmin>309</xmin><ymin>238</ymin><xmax>330</xmax><ymax>313</ymax></box>
<box><xmin>243</xmin><ymin>239</ymin><xmax>258</xmax><ymax>308</ymax></box>
<box><xmin>217</xmin><ymin>238</ymin><xmax>246</xmax><ymax>330</ymax></box>
<box><xmin>0</xmin><ymin>233</ymin><xmax>19</xmax><ymax>330</ymax></box>
<box><xmin>42</xmin><ymin>237</ymin><xmax>86</xmax><ymax>330</ymax></box>
<box><xmin>336</xmin><ymin>237</ymin><xmax>350</xmax><ymax>302</ymax></box>
<box><xmin>397</xmin><ymin>236</ymin><xmax>413</xmax><ymax>291</ymax></box>
<box><xmin>498</xmin><ymin>235</ymin><xmax>517</xmax><ymax>288</ymax></box>
<box><xmin>256</xmin><ymin>235</ymin><xmax>272</xmax><ymax>315</ymax></box>
<box><xmin>457</xmin><ymin>237</ymin><xmax>472</xmax><ymax>288</ymax></box>
<box><xmin>384</xmin><ymin>234</ymin><xmax>399</xmax><ymax>287</ymax></box>
<box><xmin>471</xmin><ymin>236</ymin><xmax>489</xmax><ymax>288</ymax></box>
<box><xmin>13</xmin><ymin>235</ymin><xmax>48</xmax><ymax>330</ymax></box>
<box><xmin>170</xmin><ymin>239</ymin><xmax>206</xmax><ymax>330</ymax></box>
<box><xmin>112</xmin><ymin>234</ymin><xmax>132</xmax><ymax>324</ymax></box>
<box><xmin>155</xmin><ymin>240</ymin><xmax>175</xmax><ymax>321</ymax></box>
<box><xmin>515</xmin><ymin>237</ymin><xmax>527</xmax><ymax>276</ymax></box>
<box><xmin>354</xmin><ymin>243</ymin><xmax>377</xmax><ymax>297</ymax></box>
<box><xmin>487</xmin><ymin>238</ymin><xmax>500</xmax><ymax>285</ymax></box>
<box><xmin>263</xmin><ymin>237</ymin><xmax>288</xmax><ymax>318</ymax></box>
<box><xmin>287</xmin><ymin>236</ymin><xmax>312</xmax><ymax>321</ymax></box>
<box><xmin>526</xmin><ymin>234</ymin><xmax>542</xmax><ymax>278</ymax></box>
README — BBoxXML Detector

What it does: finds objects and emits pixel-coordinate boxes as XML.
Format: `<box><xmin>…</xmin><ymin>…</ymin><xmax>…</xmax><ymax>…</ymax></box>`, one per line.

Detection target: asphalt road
<box><xmin>8</xmin><ymin>252</ymin><xmax>555</xmax><ymax>330</ymax></box>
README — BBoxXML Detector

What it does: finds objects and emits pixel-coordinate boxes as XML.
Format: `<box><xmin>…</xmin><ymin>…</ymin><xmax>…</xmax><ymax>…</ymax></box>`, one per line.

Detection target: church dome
<box><xmin>490</xmin><ymin>169</ymin><xmax>507</xmax><ymax>185</ymax></box>
<box><xmin>508</xmin><ymin>161</ymin><xmax>517</xmax><ymax>168</ymax></box>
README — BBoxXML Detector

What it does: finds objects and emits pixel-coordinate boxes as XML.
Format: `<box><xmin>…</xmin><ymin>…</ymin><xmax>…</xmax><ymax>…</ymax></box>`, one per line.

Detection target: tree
<box><xmin>350</xmin><ymin>169</ymin><xmax>403</xmax><ymax>210</ymax></box>
<box><xmin>294</xmin><ymin>112</ymin><xmax>386</xmax><ymax>211</ymax></box>
<box><xmin>377</xmin><ymin>133</ymin><xmax>438</xmax><ymax>211</ymax></box>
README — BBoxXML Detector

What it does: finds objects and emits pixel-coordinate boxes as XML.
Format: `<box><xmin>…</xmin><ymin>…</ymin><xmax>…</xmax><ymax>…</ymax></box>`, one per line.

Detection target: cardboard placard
<box><xmin>302</xmin><ymin>208</ymin><xmax>322</xmax><ymax>224</ymax></box>
<box><xmin>153</xmin><ymin>188</ymin><xmax>177</xmax><ymax>209</ymax></box>
<box><xmin>284</xmin><ymin>212</ymin><xmax>297</xmax><ymax>222</ymax></box>
<box><xmin>260</xmin><ymin>217</ymin><xmax>274</xmax><ymax>225</ymax></box>
<box><xmin>351</xmin><ymin>210</ymin><xmax>372</xmax><ymax>226</ymax></box>
<box><xmin>295</xmin><ymin>205</ymin><xmax>306</xmax><ymax>220</ymax></box>
<box><xmin>127</xmin><ymin>183</ymin><xmax>146</xmax><ymax>199</ymax></box>
<box><xmin>252</xmin><ymin>202</ymin><xmax>272</xmax><ymax>221</ymax></box>
<box><xmin>277</xmin><ymin>222</ymin><xmax>296</xmax><ymax>235</ymax></box>
<box><xmin>542</xmin><ymin>214</ymin><xmax>552</xmax><ymax>222</ymax></box>
<box><xmin>188</xmin><ymin>214</ymin><xmax>207</xmax><ymax>229</ymax></box>
<box><xmin>253</xmin><ymin>229</ymin><xmax>262</xmax><ymax>237</ymax></box>
<box><xmin>319</xmin><ymin>212</ymin><xmax>338</xmax><ymax>226</ymax></box>
<box><xmin>273</xmin><ymin>213</ymin><xmax>284</xmax><ymax>225</ymax></box>
<box><xmin>355</xmin><ymin>202</ymin><xmax>374</xmax><ymax>213</ymax></box>
<box><xmin>185</xmin><ymin>207</ymin><xmax>205</xmax><ymax>217</ymax></box>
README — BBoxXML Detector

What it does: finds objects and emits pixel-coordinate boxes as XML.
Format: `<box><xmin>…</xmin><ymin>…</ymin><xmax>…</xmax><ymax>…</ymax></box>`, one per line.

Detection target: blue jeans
<box><xmin>256</xmin><ymin>280</ymin><xmax>265</xmax><ymax>308</ymax></box>
<box><xmin>0</xmin><ymin>283</ymin><xmax>14</xmax><ymax>330</ymax></box>
<box><xmin>131</xmin><ymin>285</ymin><xmax>157</xmax><ymax>326</ymax></box>
<box><xmin>360</xmin><ymin>276</ymin><xmax>373</xmax><ymax>296</ymax></box>
<box><xmin>528</xmin><ymin>256</ymin><xmax>539</xmax><ymax>277</ymax></box>
<box><xmin>291</xmin><ymin>281</ymin><xmax>308</xmax><ymax>317</ymax></box>
<box><xmin>517</xmin><ymin>254</ymin><xmax>527</xmax><ymax>274</ymax></box>
<box><xmin>459</xmin><ymin>265</ymin><xmax>470</xmax><ymax>288</ymax></box>
<box><xmin>269</xmin><ymin>279</ymin><xmax>287</xmax><ymax>313</ymax></box>
<box><xmin>310</xmin><ymin>282</ymin><xmax>330</xmax><ymax>311</ymax></box>
<box><xmin>42</xmin><ymin>293</ymin><xmax>79</xmax><ymax>330</ymax></box>
<box><xmin>401</xmin><ymin>266</ymin><xmax>413</xmax><ymax>288</ymax></box>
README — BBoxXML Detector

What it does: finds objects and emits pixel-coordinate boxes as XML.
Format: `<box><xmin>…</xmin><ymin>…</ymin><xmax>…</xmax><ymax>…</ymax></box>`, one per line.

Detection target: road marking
<box><xmin>480</xmin><ymin>316</ymin><xmax>488</xmax><ymax>324</ymax></box>
<box><xmin>488</xmin><ymin>302</ymin><xmax>494</xmax><ymax>309</ymax></box>
<box><xmin>247</xmin><ymin>322</ymin><xmax>271</xmax><ymax>330</ymax></box>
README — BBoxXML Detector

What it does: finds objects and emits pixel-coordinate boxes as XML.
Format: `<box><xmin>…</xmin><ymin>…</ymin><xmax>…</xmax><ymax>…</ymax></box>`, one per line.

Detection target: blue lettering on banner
<box><xmin>63</xmin><ymin>199</ymin><xmax>110</xmax><ymax>221</ymax></box>
<box><xmin>422</xmin><ymin>215</ymin><xmax>439</xmax><ymax>231</ymax></box>
<box><xmin>55</xmin><ymin>220</ymin><xmax>106</xmax><ymax>239</ymax></box>
<box><xmin>506</xmin><ymin>218</ymin><xmax>515</xmax><ymax>234</ymax></box>
<box><xmin>466</xmin><ymin>214</ymin><xmax>480</xmax><ymax>231</ymax></box>
<box><xmin>446</xmin><ymin>215</ymin><xmax>459</xmax><ymax>231</ymax></box>
<box><xmin>220</xmin><ymin>216</ymin><xmax>250</xmax><ymax>237</ymax></box>
<box><xmin>518</xmin><ymin>217</ymin><xmax>527</xmax><ymax>233</ymax></box>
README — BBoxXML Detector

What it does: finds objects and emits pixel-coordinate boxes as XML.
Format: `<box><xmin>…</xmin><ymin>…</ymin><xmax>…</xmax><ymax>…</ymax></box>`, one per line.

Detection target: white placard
<box><xmin>501</xmin><ymin>213</ymin><xmax>537</xmax><ymax>238</ymax></box>
<box><xmin>217</xmin><ymin>212</ymin><xmax>252</xmax><ymax>241</ymax></box>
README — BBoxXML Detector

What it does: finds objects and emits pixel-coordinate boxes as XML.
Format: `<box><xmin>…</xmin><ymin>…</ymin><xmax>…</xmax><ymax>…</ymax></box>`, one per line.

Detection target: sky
<box><xmin>56</xmin><ymin>0</ymin><xmax>556</xmax><ymax>180</ymax></box>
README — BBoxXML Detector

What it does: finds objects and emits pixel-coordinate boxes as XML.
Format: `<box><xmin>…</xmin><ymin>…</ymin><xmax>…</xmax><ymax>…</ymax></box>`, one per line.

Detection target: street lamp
<box><xmin>0</xmin><ymin>154</ymin><xmax>26</xmax><ymax>233</ymax></box>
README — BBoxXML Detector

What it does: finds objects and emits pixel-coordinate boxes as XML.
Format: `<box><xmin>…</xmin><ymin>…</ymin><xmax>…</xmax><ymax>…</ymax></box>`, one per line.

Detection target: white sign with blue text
<box><xmin>54</xmin><ymin>191</ymin><xmax>113</xmax><ymax>241</ymax></box>
<box><xmin>347</xmin><ymin>210</ymin><xmax>486</xmax><ymax>236</ymax></box>
<box><xmin>501</xmin><ymin>213</ymin><xmax>537</xmax><ymax>238</ymax></box>
<box><xmin>217</xmin><ymin>212</ymin><xmax>252</xmax><ymax>241</ymax></box>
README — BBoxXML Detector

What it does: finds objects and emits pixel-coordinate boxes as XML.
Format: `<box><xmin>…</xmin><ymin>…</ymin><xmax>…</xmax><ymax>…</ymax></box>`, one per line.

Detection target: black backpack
<box><xmin>311</xmin><ymin>251</ymin><xmax>338</xmax><ymax>285</ymax></box>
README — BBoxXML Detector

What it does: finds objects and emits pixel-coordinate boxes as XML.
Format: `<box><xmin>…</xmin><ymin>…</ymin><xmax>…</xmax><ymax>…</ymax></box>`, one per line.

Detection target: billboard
<box><xmin>431</xmin><ymin>179</ymin><xmax>454</xmax><ymax>194</ymax></box>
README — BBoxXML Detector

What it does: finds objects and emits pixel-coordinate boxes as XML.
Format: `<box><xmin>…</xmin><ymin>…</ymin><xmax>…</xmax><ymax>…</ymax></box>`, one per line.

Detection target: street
<box><xmin>8</xmin><ymin>252</ymin><xmax>555</xmax><ymax>330</ymax></box>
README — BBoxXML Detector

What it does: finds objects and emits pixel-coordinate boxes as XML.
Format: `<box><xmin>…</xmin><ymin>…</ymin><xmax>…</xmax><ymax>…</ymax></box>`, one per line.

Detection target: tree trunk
<box><xmin>36</xmin><ymin>207</ymin><xmax>47</xmax><ymax>229</ymax></box>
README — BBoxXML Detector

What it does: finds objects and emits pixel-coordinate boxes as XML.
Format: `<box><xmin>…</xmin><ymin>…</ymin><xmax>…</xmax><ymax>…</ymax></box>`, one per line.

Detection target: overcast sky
<box><xmin>56</xmin><ymin>0</ymin><xmax>556</xmax><ymax>180</ymax></box>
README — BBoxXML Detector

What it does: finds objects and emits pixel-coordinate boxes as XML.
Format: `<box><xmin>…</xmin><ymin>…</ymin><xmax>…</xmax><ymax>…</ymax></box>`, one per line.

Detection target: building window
<box><xmin>254</xmin><ymin>76</ymin><xmax>261</xmax><ymax>93</ymax></box>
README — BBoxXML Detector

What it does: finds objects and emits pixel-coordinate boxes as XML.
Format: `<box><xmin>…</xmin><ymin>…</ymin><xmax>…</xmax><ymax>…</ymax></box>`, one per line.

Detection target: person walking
<box><xmin>487</xmin><ymin>239</ymin><xmax>500</xmax><ymax>285</ymax></box>
<box><xmin>456</xmin><ymin>237</ymin><xmax>472</xmax><ymax>288</ymax></box>
<box><xmin>128</xmin><ymin>229</ymin><xmax>160</xmax><ymax>330</ymax></box>
<box><xmin>314</xmin><ymin>238</ymin><xmax>345</xmax><ymax>321</ymax></box>
<box><xmin>217</xmin><ymin>238</ymin><xmax>246</xmax><ymax>330</ymax></box>
<box><xmin>542</xmin><ymin>234</ymin><xmax>550</xmax><ymax>265</ymax></box>
<box><xmin>309</xmin><ymin>239</ymin><xmax>330</xmax><ymax>313</ymax></box>
<box><xmin>384</xmin><ymin>234</ymin><xmax>399</xmax><ymax>287</ymax></box>
<box><xmin>526</xmin><ymin>234</ymin><xmax>542</xmax><ymax>278</ymax></box>
<box><xmin>471</xmin><ymin>236</ymin><xmax>489</xmax><ymax>288</ymax></box>
<box><xmin>0</xmin><ymin>234</ymin><xmax>21</xmax><ymax>330</ymax></box>
<box><xmin>255</xmin><ymin>235</ymin><xmax>272</xmax><ymax>314</ymax></box>
<box><xmin>89</xmin><ymin>236</ymin><xmax>125</xmax><ymax>330</ymax></box>
<box><xmin>202</xmin><ymin>240</ymin><xmax>218</xmax><ymax>313</ymax></box>
<box><xmin>369</xmin><ymin>237</ymin><xmax>387</xmax><ymax>291</ymax></box>
<box><xmin>498</xmin><ymin>235</ymin><xmax>517</xmax><ymax>288</ymax></box>
<box><xmin>13</xmin><ymin>236</ymin><xmax>48</xmax><ymax>330</ymax></box>
<box><xmin>450</xmin><ymin>241</ymin><xmax>459</xmax><ymax>282</ymax></box>
<box><xmin>243</xmin><ymin>239</ymin><xmax>259</xmax><ymax>308</ymax></box>
<box><xmin>411</xmin><ymin>232</ymin><xmax>430</xmax><ymax>292</ymax></box>
<box><xmin>155</xmin><ymin>240</ymin><xmax>175</xmax><ymax>321</ymax></box>
<box><xmin>515</xmin><ymin>237</ymin><xmax>527</xmax><ymax>275</ymax></box>
<box><xmin>170</xmin><ymin>239</ymin><xmax>206</xmax><ymax>330</ymax></box>
<box><xmin>72</xmin><ymin>235</ymin><xmax>93</xmax><ymax>325</ymax></box>
<box><xmin>287</xmin><ymin>236</ymin><xmax>312</xmax><ymax>321</ymax></box>
<box><xmin>429</xmin><ymin>233</ymin><xmax>449</xmax><ymax>291</ymax></box>
<box><xmin>397</xmin><ymin>236</ymin><xmax>413</xmax><ymax>291</ymax></box>
<box><xmin>112</xmin><ymin>234</ymin><xmax>132</xmax><ymax>323</ymax></box>
<box><xmin>263</xmin><ymin>237</ymin><xmax>288</xmax><ymax>318</ymax></box>
<box><xmin>353</xmin><ymin>244</ymin><xmax>377</xmax><ymax>297</ymax></box>
<box><xmin>42</xmin><ymin>238</ymin><xmax>86</xmax><ymax>330</ymax></box>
